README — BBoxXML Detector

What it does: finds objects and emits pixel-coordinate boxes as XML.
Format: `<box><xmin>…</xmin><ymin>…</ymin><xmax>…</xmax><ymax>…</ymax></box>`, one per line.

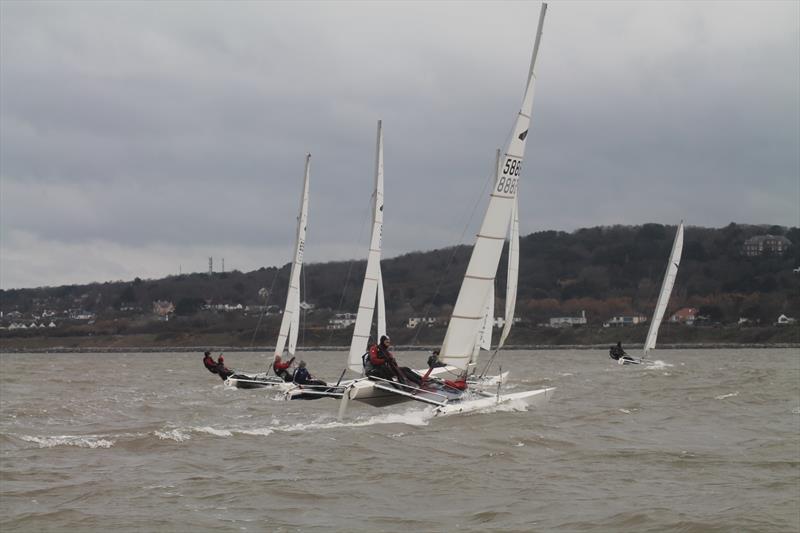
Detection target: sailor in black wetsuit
<box><xmin>427</xmin><ymin>349</ymin><xmax>446</xmax><ymax>369</ymax></box>
<box><xmin>609</xmin><ymin>342</ymin><xmax>635</xmax><ymax>363</ymax></box>
<box><xmin>609</xmin><ymin>342</ymin><xmax>626</xmax><ymax>360</ymax></box>
<box><xmin>292</xmin><ymin>361</ymin><xmax>327</xmax><ymax>387</ymax></box>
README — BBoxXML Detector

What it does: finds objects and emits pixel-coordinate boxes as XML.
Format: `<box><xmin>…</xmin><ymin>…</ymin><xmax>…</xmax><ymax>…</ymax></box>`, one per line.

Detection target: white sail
<box><xmin>274</xmin><ymin>154</ymin><xmax>311</xmax><ymax>357</ymax></box>
<box><xmin>643</xmin><ymin>221</ymin><xmax>684</xmax><ymax>356</ymax></box>
<box><xmin>440</xmin><ymin>4</ymin><xmax>547</xmax><ymax>370</ymax></box>
<box><xmin>288</xmin><ymin>288</ymin><xmax>300</xmax><ymax>354</ymax></box>
<box><xmin>347</xmin><ymin>120</ymin><xmax>385</xmax><ymax>373</ymax></box>
<box><xmin>478</xmin><ymin>284</ymin><xmax>494</xmax><ymax>352</ymax></box>
<box><xmin>497</xmin><ymin>196</ymin><xmax>519</xmax><ymax>350</ymax></box>
<box><xmin>377</xmin><ymin>265</ymin><xmax>386</xmax><ymax>340</ymax></box>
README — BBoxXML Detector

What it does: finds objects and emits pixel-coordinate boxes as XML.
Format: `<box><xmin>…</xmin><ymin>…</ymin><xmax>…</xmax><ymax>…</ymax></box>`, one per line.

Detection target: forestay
<box><xmin>643</xmin><ymin>221</ymin><xmax>685</xmax><ymax>356</ymax></box>
<box><xmin>274</xmin><ymin>154</ymin><xmax>311</xmax><ymax>357</ymax></box>
<box><xmin>440</xmin><ymin>4</ymin><xmax>548</xmax><ymax>370</ymax></box>
<box><xmin>347</xmin><ymin>121</ymin><xmax>386</xmax><ymax>373</ymax></box>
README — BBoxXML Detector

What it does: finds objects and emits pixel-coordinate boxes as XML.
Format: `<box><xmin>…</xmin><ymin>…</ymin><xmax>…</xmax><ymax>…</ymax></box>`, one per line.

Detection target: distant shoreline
<box><xmin>1</xmin><ymin>343</ymin><xmax>797</xmax><ymax>354</ymax></box>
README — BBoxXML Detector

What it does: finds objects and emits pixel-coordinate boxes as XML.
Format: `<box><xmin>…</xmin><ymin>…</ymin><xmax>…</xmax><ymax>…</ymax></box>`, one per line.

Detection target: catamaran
<box><xmin>615</xmin><ymin>221</ymin><xmax>685</xmax><ymax>365</ymax></box>
<box><xmin>307</xmin><ymin>4</ymin><xmax>555</xmax><ymax>415</ymax></box>
<box><xmin>285</xmin><ymin>120</ymin><xmax>387</xmax><ymax>401</ymax></box>
<box><xmin>225</xmin><ymin>155</ymin><xmax>311</xmax><ymax>389</ymax></box>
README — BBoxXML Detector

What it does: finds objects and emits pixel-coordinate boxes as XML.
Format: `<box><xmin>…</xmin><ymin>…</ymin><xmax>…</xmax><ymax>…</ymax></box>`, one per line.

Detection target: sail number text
<box><xmin>496</xmin><ymin>157</ymin><xmax>521</xmax><ymax>195</ymax></box>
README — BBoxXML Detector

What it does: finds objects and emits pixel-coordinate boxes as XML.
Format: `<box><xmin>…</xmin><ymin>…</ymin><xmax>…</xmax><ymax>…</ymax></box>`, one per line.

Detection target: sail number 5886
<box><xmin>497</xmin><ymin>157</ymin><xmax>521</xmax><ymax>194</ymax></box>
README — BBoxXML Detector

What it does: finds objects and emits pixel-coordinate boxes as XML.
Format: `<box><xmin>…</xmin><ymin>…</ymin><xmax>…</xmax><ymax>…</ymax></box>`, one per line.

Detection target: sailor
<box><xmin>293</xmin><ymin>360</ymin><xmax>327</xmax><ymax>386</ymax></box>
<box><xmin>272</xmin><ymin>354</ymin><xmax>295</xmax><ymax>382</ymax></box>
<box><xmin>362</xmin><ymin>338</ymin><xmax>376</xmax><ymax>372</ymax></box>
<box><xmin>366</xmin><ymin>335</ymin><xmax>422</xmax><ymax>385</ymax></box>
<box><xmin>203</xmin><ymin>351</ymin><xmax>220</xmax><ymax>375</ymax></box>
<box><xmin>609</xmin><ymin>341</ymin><xmax>627</xmax><ymax>361</ymax></box>
<box><xmin>216</xmin><ymin>354</ymin><xmax>233</xmax><ymax>380</ymax></box>
<box><xmin>365</xmin><ymin>335</ymin><xmax>396</xmax><ymax>380</ymax></box>
<box><xmin>427</xmin><ymin>349</ymin><xmax>446</xmax><ymax>369</ymax></box>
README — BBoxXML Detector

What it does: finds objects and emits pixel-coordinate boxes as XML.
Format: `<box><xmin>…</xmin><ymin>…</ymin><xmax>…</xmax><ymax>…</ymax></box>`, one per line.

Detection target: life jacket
<box><xmin>444</xmin><ymin>378</ymin><xmax>467</xmax><ymax>391</ymax></box>
<box><xmin>369</xmin><ymin>345</ymin><xmax>389</xmax><ymax>367</ymax></box>
<box><xmin>294</xmin><ymin>367</ymin><xmax>311</xmax><ymax>384</ymax></box>
<box><xmin>273</xmin><ymin>358</ymin><xmax>292</xmax><ymax>372</ymax></box>
<box><xmin>203</xmin><ymin>356</ymin><xmax>219</xmax><ymax>374</ymax></box>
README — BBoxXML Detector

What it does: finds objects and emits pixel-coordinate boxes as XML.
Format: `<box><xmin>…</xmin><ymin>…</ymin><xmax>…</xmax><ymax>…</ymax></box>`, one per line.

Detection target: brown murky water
<box><xmin>1</xmin><ymin>348</ymin><xmax>798</xmax><ymax>532</ymax></box>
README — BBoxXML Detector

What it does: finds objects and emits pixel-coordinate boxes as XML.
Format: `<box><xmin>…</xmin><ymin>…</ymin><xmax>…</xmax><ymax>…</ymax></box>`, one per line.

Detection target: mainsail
<box><xmin>347</xmin><ymin>120</ymin><xmax>386</xmax><ymax>373</ymax></box>
<box><xmin>643</xmin><ymin>221</ymin><xmax>684</xmax><ymax>356</ymax></box>
<box><xmin>440</xmin><ymin>4</ymin><xmax>547</xmax><ymax>370</ymax></box>
<box><xmin>274</xmin><ymin>154</ymin><xmax>311</xmax><ymax>357</ymax></box>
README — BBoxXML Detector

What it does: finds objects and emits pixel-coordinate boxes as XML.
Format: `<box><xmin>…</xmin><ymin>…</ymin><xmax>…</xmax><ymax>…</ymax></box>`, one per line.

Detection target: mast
<box><xmin>440</xmin><ymin>4</ymin><xmax>547</xmax><ymax>370</ymax></box>
<box><xmin>643</xmin><ymin>221</ymin><xmax>684</xmax><ymax>357</ymax></box>
<box><xmin>274</xmin><ymin>154</ymin><xmax>311</xmax><ymax>357</ymax></box>
<box><xmin>347</xmin><ymin>120</ymin><xmax>385</xmax><ymax>373</ymax></box>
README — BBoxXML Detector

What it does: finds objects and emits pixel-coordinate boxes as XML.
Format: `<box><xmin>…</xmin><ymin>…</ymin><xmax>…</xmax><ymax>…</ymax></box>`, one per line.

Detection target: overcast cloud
<box><xmin>1</xmin><ymin>1</ymin><xmax>798</xmax><ymax>289</ymax></box>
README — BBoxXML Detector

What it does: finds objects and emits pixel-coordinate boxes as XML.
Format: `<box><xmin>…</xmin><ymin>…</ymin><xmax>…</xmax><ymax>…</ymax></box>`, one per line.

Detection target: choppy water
<box><xmin>1</xmin><ymin>348</ymin><xmax>798</xmax><ymax>532</ymax></box>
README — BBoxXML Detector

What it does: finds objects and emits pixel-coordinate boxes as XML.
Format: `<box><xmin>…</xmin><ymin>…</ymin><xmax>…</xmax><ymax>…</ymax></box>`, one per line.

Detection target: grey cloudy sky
<box><xmin>1</xmin><ymin>1</ymin><xmax>798</xmax><ymax>289</ymax></box>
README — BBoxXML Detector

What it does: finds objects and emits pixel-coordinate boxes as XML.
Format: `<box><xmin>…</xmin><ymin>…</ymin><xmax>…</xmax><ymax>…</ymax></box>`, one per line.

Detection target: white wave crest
<box><xmin>19</xmin><ymin>434</ymin><xmax>114</xmax><ymax>449</ymax></box>
<box><xmin>194</xmin><ymin>426</ymin><xmax>233</xmax><ymax>437</ymax></box>
<box><xmin>276</xmin><ymin>409</ymin><xmax>434</xmax><ymax>432</ymax></box>
<box><xmin>155</xmin><ymin>428</ymin><xmax>191</xmax><ymax>442</ymax></box>
<box><xmin>237</xmin><ymin>428</ymin><xmax>274</xmax><ymax>436</ymax></box>
<box><xmin>646</xmin><ymin>360</ymin><xmax>673</xmax><ymax>369</ymax></box>
<box><xmin>714</xmin><ymin>391</ymin><xmax>739</xmax><ymax>400</ymax></box>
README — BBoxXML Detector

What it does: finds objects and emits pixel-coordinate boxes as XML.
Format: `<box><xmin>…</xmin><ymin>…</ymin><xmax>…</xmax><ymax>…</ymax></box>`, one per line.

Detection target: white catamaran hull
<box><xmin>432</xmin><ymin>387</ymin><xmax>555</xmax><ymax>417</ymax></box>
<box><xmin>423</xmin><ymin>366</ymin><xmax>509</xmax><ymax>389</ymax></box>
<box><xmin>225</xmin><ymin>374</ymin><xmax>293</xmax><ymax>390</ymax></box>
<box><xmin>346</xmin><ymin>378</ymin><xmax>417</xmax><ymax>407</ymax></box>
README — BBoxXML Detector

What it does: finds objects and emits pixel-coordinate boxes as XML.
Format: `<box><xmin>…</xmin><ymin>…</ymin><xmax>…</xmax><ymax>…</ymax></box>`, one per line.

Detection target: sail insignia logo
<box><xmin>518</xmin><ymin>130</ymin><xmax>528</xmax><ymax>141</ymax></box>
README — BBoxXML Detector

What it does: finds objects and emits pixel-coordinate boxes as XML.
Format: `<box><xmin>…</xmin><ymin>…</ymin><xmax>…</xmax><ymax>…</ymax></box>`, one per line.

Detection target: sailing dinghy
<box><xmin>285</xmin><ymin>120</ymin><xmax>390</xmax><ymax>401</ymax></box>
<box><xmin>616</xmin><ymin>221</ymin><xmax>685</xmax><ymax>365</ymax></box>
<box><xmin>337</xmin><ymin>3</ymin><xmax>555</xmax><ymax>416</ymax></box>
<box><xmin>226</xmin><ymin>155</ymin><xmax>311</xmax><ymax>389</ymax></box>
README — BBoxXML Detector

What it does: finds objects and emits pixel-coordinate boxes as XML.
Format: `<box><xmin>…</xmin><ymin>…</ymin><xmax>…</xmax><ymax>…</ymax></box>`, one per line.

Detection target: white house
<box><xmin>605</xmin><ymin>315</ymin><xmax>648</xmax><ymax>327</ymax></box>
<box><xmin>328</xmin><ymin>313</ymin><xmax>357</xmax><ymax>330</ymax></box>
<box><xmin>407</xmin><ymin>317</ymin><xmax>438</xmax><ymax>328</ymax></box>
<box><xmin>549</xmin><ymin>310</ymin><xmax>587</xmax><ymax>328</ymax></box>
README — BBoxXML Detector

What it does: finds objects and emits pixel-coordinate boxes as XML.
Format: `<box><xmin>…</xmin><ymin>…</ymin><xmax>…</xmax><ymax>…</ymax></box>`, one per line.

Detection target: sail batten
<box><xmin>347</xmin><ymin>121</ymin><xmax>386</xmax><ymax>373</ymax></box>
<box><xmin>643</xmin><ymin>221</ymin><xmax>684</xmax><ymax>356</ymax></box>
<box><xmin>274</xmin><ymin>154</ymin><xmax>311</xmax><ymax>357</ymax></box>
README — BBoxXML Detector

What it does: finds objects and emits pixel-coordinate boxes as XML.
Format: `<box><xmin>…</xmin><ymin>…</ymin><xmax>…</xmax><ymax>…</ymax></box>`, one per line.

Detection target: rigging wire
<box><xmin>407</xmin><ymin>147</ymin><xmax>505</xmax><ymax>349</ymax></box>
<box><xmin>248</xmin><ymin>266</ymin><xmax>282</xmax><ymax>348</ymax></box>
<box><xmin>323</xmin><ymin>195</ymin><xmax>373</xmax><ymax>346</ymax></box>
